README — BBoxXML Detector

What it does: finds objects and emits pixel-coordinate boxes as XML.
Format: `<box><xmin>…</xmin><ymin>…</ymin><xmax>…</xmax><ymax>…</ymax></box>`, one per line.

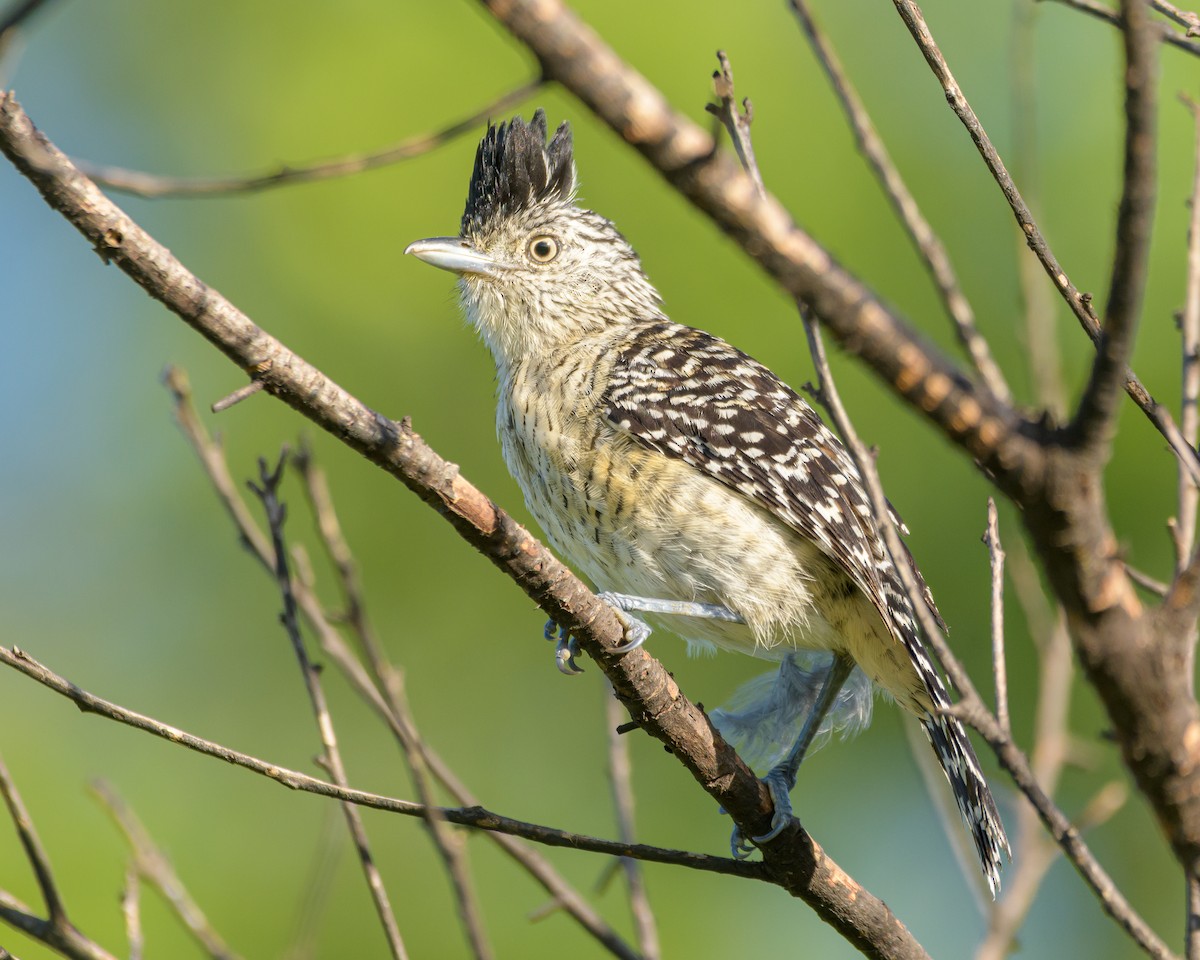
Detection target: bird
<box><xmin>405</xmin><ymin>109</ymin><xmax>1009</xmax><ymax>895</ymax></box>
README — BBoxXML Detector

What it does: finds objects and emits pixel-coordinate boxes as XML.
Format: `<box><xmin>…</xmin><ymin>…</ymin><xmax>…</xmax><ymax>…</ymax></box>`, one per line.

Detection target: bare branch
<box><xmin>604</xmin><ymin>690</ymin><xmax>659</xmax><ymax>960</ymax></box>
<box><xmin>0</xmin><ymin>753</ymin><xmax>118</xmax><ymax>960</ymax></box>
<box><xmin>121</xmin><ymin>863</ymin><xmax>142</xmax><ymax>960</ymax></box>
<box><xmin>1071</xmin><ymin>0</ymin><xmax>1158</xmax><ymax>453</ymax></box>
<box><xmin>983</xmin><ymin>500</ymin><xmax>1010</xmax><ymax>738</ymax></box>
<box><xmin>90</xmin><ymin>781</ymin><xmax>240</xmax><ymax>960</ymax></box>
<box><xmin>789</xmin><ymin>0</ymin><xmax>1012</xmax><ymax>405</ymax></box>
<box><xmin>1177</xmin><ymin>94</ymin><xmax>1200</xmax><ymax>572</ymax></box>
<box><xmin>292</xmin><ymin>448</ymin><xmax>493</xmax><ymax>960</ymax></box>
<box><xmin>248</xmin><ymin>455</ymin><xmax>409</xmax><ymax>960</ymax></box>
<box><xmin>80</xmin><ymin>79</ymin><xmax>544</xmax><ymax>198</ymax></box>
<box><xmin>1151</xmin><ymin>0</ymin><xmax>1200</xmax><ymax>35</ymax></box>
<box><xmin>889</xmin><ymin>0</ymin><xmax>1193</xmax><ymax>482</ymax></box>
<box><xmin>0</xmin><ymin>752</ymin><xmax>65</xmax><ymax>926</ymax></box>
<box><xmin>1044</xmin><ymin>0</ymin><xmax>1200</xmax><ymax>55</ymax></box>
<box><xmin>706</xmin><ymin>51</ymin><xmax>764</xmax><ymax>196</ymax></box>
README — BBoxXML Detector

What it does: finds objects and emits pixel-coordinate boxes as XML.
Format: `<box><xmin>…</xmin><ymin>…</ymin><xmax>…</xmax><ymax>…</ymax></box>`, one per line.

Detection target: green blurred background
<box><xmin>0</xmin><ymin>1</ymin><xmax>1193</xmax><ymax>956</ymax></box>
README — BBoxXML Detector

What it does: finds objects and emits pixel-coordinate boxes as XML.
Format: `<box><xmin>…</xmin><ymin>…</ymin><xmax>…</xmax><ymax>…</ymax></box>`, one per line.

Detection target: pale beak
<box><xmin>404</xmin><ymin>236</ymin><xmax>505</xmax><ymax>277</ymax></box>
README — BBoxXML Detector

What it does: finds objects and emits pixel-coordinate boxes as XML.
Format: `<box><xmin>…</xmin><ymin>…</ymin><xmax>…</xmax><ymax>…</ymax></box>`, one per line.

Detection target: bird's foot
<box><xmin>729</xmin><ymin>767</ymin><xmax>796</xmax><ymax>860</ymax></box>
<box><xmin>596</xmin><ymin>593</ymin><xmax>653</xmax><ymax>653</ymax></box>
<box><xmin>544</xmin><ymin>619</ymin><xmax>584</xmax><ymax>675</ymax></box>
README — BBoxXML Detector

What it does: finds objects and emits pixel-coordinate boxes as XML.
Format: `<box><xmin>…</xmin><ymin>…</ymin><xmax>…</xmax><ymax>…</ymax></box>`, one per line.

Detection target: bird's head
<box><xmin>406</xmin><ymin>110</ymin><xmax>663</xmax><ymax>365</ymax></box>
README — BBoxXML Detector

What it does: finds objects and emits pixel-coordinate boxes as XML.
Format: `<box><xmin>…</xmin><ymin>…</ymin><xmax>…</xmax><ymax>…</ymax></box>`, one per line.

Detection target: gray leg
<box><xmin>545</xmin><ymin>592</ymin><xmax>745</xmax><ymax>672</ymax></box>
<box><xmin>731</xmin><ymin>653</ymin><xmax>856</xmax><ymax>857</ymax></box>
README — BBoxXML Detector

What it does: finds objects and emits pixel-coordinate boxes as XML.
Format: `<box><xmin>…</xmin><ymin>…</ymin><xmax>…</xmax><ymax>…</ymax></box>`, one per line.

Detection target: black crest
<box><xmin>461</xmin><ymin>109</ymin><xmax>576</xmax><ymax>235</ymax></box>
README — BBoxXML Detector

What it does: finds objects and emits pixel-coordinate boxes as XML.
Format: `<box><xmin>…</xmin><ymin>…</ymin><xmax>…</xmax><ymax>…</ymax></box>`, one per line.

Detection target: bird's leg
<box><xmin>597</xmin><ymin>591</ymin><xmax>743</xmax><ymax>653</ymax></box>
<box><xmin>543</xmin><ymin>592</ymin><xmax>744</xmax><ymax>673</ymax></box>
<box><xmin>731</xmin><ymin>653</ymin><xmax>856</xmax><ymax>857</ymax></box>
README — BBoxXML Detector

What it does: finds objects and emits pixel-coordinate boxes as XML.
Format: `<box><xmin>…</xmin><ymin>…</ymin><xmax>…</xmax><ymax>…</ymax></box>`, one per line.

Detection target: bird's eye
<box><xmin>527</xmin><ymin>235</ymin><xmax>559</xmax><ymax>263</ymax></box>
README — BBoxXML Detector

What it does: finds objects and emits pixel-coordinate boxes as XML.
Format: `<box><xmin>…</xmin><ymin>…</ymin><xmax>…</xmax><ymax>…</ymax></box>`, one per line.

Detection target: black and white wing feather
<box><xmin>602</xmin><ymin>321</ymin><xmax>1009</xmax><ymax>894</ymax></box>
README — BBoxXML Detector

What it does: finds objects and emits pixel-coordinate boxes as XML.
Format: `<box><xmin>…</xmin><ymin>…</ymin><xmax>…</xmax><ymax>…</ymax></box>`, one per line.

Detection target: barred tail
<box><xmin>920</xmin><ymin>709</ymin><xmax>1010</xmax><ymax>898</ymax></box>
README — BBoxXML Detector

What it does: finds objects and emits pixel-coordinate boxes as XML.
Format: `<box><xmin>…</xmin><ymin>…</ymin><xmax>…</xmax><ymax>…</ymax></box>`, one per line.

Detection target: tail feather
<box><xmin>884</xmin><ymin>586</ymin><xmax>1011</xmax><ymax>896</ymax></box>
<box><xmin>920</xmin><ymin>710</ymin><xmax>1010</xmax><ymax>898</ymax></box>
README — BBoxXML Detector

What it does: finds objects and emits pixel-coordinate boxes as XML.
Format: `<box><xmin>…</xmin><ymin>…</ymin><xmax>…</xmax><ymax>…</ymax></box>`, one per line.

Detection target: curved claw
<box><xmin>545</xmin><ymin>620</ymin><xmax>584</xmax><ymax>675</ymax></box>
<box><xmin>750</xmin><ymin>771</ymin><xmax>794</xmax><ymax>845</ymax></box>
<box><xmin>610</xmin><ymin>611</ymin><xmax>651</xmax><ymax>654</ymax></box>
<box><xmin>729</xmin><ymin>825</ymin><xmax>757</xmax><ymax>860</ymax></box>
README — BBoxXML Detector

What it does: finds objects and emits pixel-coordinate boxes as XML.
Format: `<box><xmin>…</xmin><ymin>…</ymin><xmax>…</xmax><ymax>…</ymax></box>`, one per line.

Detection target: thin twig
<box><xmin>1177</xmin><ymin>95</ymin><xmax>1200</xmax><ymax>572</ymax></box>
<box><xmin>706</xmin><ymin>51</ymin><xmax>764</xmax><ymax>195</ymax></box>
<box><xmin>1185</xmin><ymin>875</ymin><xmax>1200</xmax><ymax>960</ymax></box>
<box><xmin>983</xmin><ymin>500</ymin><xmax>1010</xmax><ymax>738</ymax></box>
<box><xmin>604</xmin><ymin>688</ymin><xmax>660</xmax><ymax>960</ymax></box>
<box><xmin>167</xmin><ymin>374</ymin><xmax>632</xmax><ymax>960</ymax></box>
<box><xmin>248</xmin><ymin>455</ymin><xmax>409</xmax><ymax>960</ymax></box>
<box><xmin>1126</xmin><ymin>563</ymin><xmax>1171</xmax><ymax>595</ymax></box>
<box><xmin>0</xmin><ymin>645</ymin><xmax>764</xmax><ymax>882</ymax></box>
<box><xmin>0</xmin><ymin>755</ymin><xmax>119</xmax><ymax>960</ymax></box>
<box><xmin>121</xmin><ymin>863</ymin><xmax>143</xmax><ymax>960</ymax></box>
<box><xmin>293</xmin><ymin>446</ymin><xmax>494</xmax><ymax>960</ymax></box>
<box><xmin>0</xmin><ymin>752</ymin><xmax>65</xmax><ymax>926</ymax></box>
<box><xmin>211</xmin><ymin>378</ymin><xmax>265</xmax><ymax>413</ymax></box>
<box><xmin>1043</xmin><ymin>0</ymin><xmax>1200</xmax><ymax>55</ymax></box>
<box><xmin>79</xmin><ymin>79</ymin><xmax>543</xmax><ymax>198</ymax></box>
<box><xmin>789</xmin><ymin>0</ymin><xmax>1012</xmax><ymax>405</ymax></box>
<box><xmin>90</xmin><ymin>780</ymin><xmax>242</xmax><ymax>960</ymax></box>
<box><xmin>1152</xmin><ymin>0</ymin><xmax>1200</xmax><ymax>35</ymax></box>
<box><xmin>976</xmin><ymin>540</ymin><xmax>1073</xmax><ymax>960</ymax></box>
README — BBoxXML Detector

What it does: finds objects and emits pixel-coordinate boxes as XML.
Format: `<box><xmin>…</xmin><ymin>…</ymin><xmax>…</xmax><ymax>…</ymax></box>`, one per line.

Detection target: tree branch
<box><xmin>1070</xmin><ymin>0</ymin><xmax>1158</xmax><ymax>453</ymax></box>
